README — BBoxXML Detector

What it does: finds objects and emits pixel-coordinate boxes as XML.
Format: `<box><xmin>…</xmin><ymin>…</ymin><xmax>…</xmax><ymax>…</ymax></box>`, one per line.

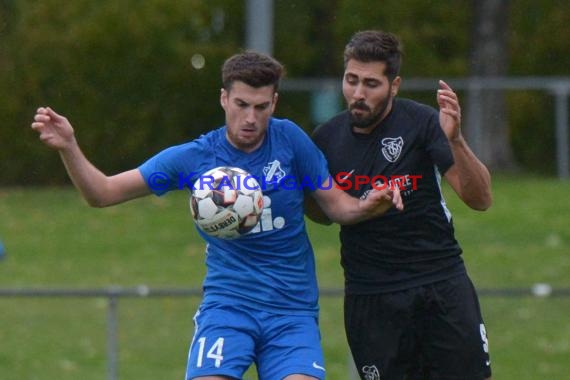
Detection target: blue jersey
<box><xmin>138</xmin><ymin>118</ymin><xmax>330</xmax><ymax>316</ymax></box>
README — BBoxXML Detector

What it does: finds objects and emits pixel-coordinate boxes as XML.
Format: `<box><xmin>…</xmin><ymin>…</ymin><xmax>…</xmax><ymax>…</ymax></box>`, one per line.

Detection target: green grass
<box><xmin>0</xmin><ymin>176</ymin><xmax>569</xmax><ymax>379</ymax></box>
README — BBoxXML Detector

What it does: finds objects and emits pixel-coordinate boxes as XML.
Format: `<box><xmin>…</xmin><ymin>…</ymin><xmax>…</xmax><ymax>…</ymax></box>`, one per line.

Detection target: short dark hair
<box><xmin>222</xmin><ymin>51</ymin><xmax>285</xmax><ymax>92</ymax></box>
<box><xmin>343</xmin><ymin>30</ymin><xmax>403</xmax><ymax>81</ymax></box>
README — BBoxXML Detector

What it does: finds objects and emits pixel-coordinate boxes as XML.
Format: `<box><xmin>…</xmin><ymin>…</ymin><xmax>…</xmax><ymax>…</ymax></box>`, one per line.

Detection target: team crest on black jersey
<box><xmin>380</xmin><ymin>137</ymin><xmax>403</xmax><ymax>162</ymax></box>
<box><xmin>362</xmin><ymin>365</ymin><xmax>381</xmax><ymax>380</ymax></box>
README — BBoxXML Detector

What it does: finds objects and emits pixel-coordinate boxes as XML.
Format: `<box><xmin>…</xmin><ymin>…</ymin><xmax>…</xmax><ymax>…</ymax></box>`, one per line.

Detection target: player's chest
<box><xmin>327</xmin><ymin>132</ymin><xmax>424</xmax><ymax>176</ymax></box>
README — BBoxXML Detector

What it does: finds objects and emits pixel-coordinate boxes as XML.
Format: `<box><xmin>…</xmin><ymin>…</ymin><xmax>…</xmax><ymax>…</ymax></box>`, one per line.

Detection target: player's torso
<box><xmin>196</xmin><ymin>121</ymin><xmax>320</xmax><ymax>313</ymax></box>
<box><xmin>209</xmin><ymin>126</ymin><xmax>306</xmax><ymax>239</ymax></box>
<box><xmin>313</xmin><ymin>100</ymin><xmax>465</xmax><ymax>292</ymax></box>
<box><xmin>317</xmin><ymin>102</ymin><xmax>438</xmax><ymax>205</ymax></box>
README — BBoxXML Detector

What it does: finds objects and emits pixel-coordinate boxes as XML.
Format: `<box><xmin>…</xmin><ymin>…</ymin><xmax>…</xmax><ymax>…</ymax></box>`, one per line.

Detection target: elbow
<box><xmin>85</xmin><ymin>195</ymin><xmax>114</xmax><ymax>208</ymax></box>
<box><xmin>305</xmin><ymin>213</ymin><xmax>334</xmax><ymax>226</ymax></box>
<box><xmin>82</xmin><ymin>182</ymin><xmax>121</xmax><ymax>208</ymax></box>
<box><xmin>86</xmin><ymin>199</ymin><xmax>108</xmax><ymax>208</ymax></box>
<box><xmin>467</xmin><ymin>193</ymin><xmax>493</xmax><ymax>211</ymax></box>
<box><xmin>471</xmin><ymin>202</ymin><xmax>491</xmax><ymax>212</ymax></box>
<box><xmin>309</xmin><ymin>218</ymin><xmax>334</xmax><ymax>226</ymax></box>
<box><xmin>461</xmin><ymin>178</ymin><xmax>493</xmax><ymax>211</ymax></box>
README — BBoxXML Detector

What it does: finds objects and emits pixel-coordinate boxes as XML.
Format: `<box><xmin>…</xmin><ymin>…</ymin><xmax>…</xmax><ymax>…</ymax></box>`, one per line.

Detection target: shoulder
<box><xmin>394</xmin><ymin>98</ymin><xmax>437</xmax><ymax>119</ymax></box>
<box><xmin>269</xmin><ymin>117</ymin><xmax>311</xmax><ymax>141</ymax></box>
<box><xmin>313</xmin><ymin>111</ymin><xmax>350</xmax><ymax>140</ymax></box>
<box><xmin>394</xmin><ymin>98</ymin><xmax>438</xmax><ymax>122</ymax></box>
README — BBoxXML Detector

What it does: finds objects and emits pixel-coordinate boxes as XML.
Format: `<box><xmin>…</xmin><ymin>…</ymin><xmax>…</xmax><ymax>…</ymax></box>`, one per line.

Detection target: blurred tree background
<box><xmin>1</xmin><ymin>0</ymin><xmax>569</xmax><ymax>185</ymax></box>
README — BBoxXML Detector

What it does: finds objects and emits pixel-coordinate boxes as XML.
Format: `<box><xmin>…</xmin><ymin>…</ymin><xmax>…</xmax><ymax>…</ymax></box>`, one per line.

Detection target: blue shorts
<box><xmin>185</xmin><ymin>302</ymin><xmax>326</xmax><ymax>380</ymax></box>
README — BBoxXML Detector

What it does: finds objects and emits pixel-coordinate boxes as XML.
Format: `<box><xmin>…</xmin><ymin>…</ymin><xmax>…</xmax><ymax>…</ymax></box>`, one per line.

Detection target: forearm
<box><xmin>59</xmin><ymin>143</ymin><xmax>111</xmax><ymax>206</ymax></box>
<box><xmin>318</xmin><ymin>195</ymin><xmax>366</xmax><ymax>225</ymax></box>
<box><xmin>448</xmin><ymin>135</ymin><xmax>493</xmax><ymax>210</ymax></box>
<box><xmin>32</xmin><ymin>107</ymin><xmax>148</xmax><ymax>206</ymax></box>
<box><xmin>314</xmin><ymin>187</ymin><xmax>396</xmax><ymax>225</ymax></box>
<box><xmin>59</xmin><ymin>143</ymin><xmax>124</xmax><ymax>207</ymax></box>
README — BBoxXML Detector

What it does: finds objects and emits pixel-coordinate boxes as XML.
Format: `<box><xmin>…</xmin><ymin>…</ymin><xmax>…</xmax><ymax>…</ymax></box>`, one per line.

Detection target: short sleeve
<box><xmin>424</xmin><ymin>112</ymin><xmax>454</xmax><ymax>175</ymax></box>
<box><xmin>284</xmin><ymin>120</ymin><xmax>331</xmax><ymax>191</ymax></box>
<box><xmin>138</xmin><ymin>140</ymin><xmax>210</xmax><ymax>196</ymax></box>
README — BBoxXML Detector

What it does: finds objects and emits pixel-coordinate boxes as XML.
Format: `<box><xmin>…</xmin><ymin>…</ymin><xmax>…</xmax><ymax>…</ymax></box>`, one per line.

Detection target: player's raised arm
<box><xmin>436</xmin><ymin>81</ymin><xmax>492</xmax><ymax>211</ymax></box>
<box><xmin>31</xmin><ymin>107</ymin><xmax>151</xmax><ymax>207</ymax></box>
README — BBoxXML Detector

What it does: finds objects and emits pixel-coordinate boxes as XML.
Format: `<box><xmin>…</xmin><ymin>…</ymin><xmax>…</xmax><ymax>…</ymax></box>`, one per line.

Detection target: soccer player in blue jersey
<box><xmin>307</xmin><ymin>31</ymin><xmax>493</xmax><ymax>380</ymax></box>
<box><xmin>32</xmin><ymin>51</ymin><xmax>402</xmax><ymax>380</ymax></box>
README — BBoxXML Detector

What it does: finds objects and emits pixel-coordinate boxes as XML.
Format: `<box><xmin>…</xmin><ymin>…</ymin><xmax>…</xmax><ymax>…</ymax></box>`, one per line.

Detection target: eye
<box><xmin>345</xmin><ymin>75</ymin><xmax>358</xmax><ymax>85</ymax></box>
<box><xmin>364</xmin><ymin>80</ymin><xmax>381</xmax><ymax>89</ymax></box>
<box><xmin>255</xmin><ymin>103</ymin><xmax>270</xmax><ymax>111</ymax></box>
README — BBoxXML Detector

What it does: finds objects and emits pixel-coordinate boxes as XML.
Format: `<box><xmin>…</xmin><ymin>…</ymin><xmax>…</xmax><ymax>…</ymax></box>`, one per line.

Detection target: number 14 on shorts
<box><xmin>196</xmin><ymin>337</ymin><xmax>225</xmax><ymax>368</ymax></box>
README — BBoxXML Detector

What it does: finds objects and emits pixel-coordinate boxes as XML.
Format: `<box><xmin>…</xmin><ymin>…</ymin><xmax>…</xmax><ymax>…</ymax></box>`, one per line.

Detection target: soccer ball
<box><xmin>190</xmin><ymin>166</ymin><xmax>264</xmax><ymax>239</ymax></box>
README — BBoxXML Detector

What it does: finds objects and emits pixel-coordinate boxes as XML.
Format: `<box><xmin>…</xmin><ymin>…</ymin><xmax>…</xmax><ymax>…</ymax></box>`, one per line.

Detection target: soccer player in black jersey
<box><xmin>307</xmin><ymin>30</ymin><xmax>493</xmax><ymax>380</ymax></box>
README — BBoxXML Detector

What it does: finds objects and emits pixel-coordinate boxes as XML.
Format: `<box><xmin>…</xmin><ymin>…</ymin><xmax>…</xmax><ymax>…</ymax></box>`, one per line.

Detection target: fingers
<box><xmin>440</xmin><ymin>106</ymin><xmax>460</xmax><ymax>120</ymax></box>
<box><xmin>368</xmin><ymin>185</ymin><xmax>404</xmax><ymax>213</ymax></box>
<box><xmin>437</xmin><ymin>90</ymin><xmax>459</xmax><ymax>107</ymax></box>
<box><xmin>33</xmin><ymin>106</ymin><xmax>63</xmax><ymax>124</ymax></box>
<box><xmin>33</xmin><ymin>113</ymin><xmax>50</xmax><ymax>124</ymax></box>
<box><xmin>45</xmin><ymin>106</ymin><xmax>63</xmax><ymax>120</ymax></box>
<box><xmin>437</xmin><ymin>80</ymin><xmax>457</xmax><ymax>99</ymax></box>
<box><xmin>31</xmin><ymin>110</ymin><xmax>50</xmax><ymax>132</ymax></box>
<box><xmin>437</xmin><ymin>83</ymin><xmax>461</xmax><ymax>121</ymax></box>
<box><xmin>31</xmin><ymin>107</ymin><xmax>58</xmax><ymax>143</ymax></box>
<box><xmin>439</xmin><ymin>79</ymin><xmax>451</xmax><ymax>90</ymax></box>
<box><xmin>383</xmin><ymin>186</ymin><xmax>403</xmax><ymax>211</ymax></box>
<box><xmin>391</xmin><ymin>186</ymin><xmax>404</xmax><ymax>211</ymax></box>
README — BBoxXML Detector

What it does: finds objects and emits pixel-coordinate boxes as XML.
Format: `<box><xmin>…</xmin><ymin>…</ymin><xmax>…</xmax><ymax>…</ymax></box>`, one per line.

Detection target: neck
<box><xmin>225</xmin><ymin>132</ymin><xmax>266</xmax><ymax>153</ymax></box>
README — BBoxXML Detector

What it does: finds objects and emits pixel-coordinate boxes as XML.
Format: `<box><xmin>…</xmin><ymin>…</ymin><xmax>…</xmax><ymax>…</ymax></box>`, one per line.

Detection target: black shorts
<box><xmin>344</xmin><ymin>274</ymin><xmax>492</xmax><ymax>380</ymax></box>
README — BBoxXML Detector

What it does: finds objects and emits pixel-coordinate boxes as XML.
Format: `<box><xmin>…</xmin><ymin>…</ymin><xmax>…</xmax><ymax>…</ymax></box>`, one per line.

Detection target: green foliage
<box><xmin>508</xmin><ymin>0</ymin><xmax>570</xmax><ymax>173</ymax></box>
<box><xmin>274</xmin><ymin>0</ymin><xmax>472</xmax><ymax>77</ymax></box>
<box><xmin>509</xmin><ymin>92</ymin><xmax>557</xmax><ymax>175</ymax></box>
<box><xmin>0</xmin><ymin>0</ymin><xmax>241</xmax><ymax>185</ymax></box>
<box><xmin>1</xmin><ymin>0</ymin><xmax>569</xmax><ymax>184</ymax></box>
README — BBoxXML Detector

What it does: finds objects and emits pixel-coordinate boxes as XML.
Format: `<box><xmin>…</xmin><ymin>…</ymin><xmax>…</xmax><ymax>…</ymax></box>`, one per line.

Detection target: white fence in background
<box><xmin>282</xmin><ymin>76</ymin><xmax>570</xmax><ymax>179</ymax></box>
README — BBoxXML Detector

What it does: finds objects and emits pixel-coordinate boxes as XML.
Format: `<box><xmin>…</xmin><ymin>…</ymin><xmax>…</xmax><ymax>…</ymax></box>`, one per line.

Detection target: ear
<box><xmin>391</xmin><ymin>76</ymin><xmax>402</xmax><ymax>97</ymax></box>
<box><xmin>271</xmin><ymin>92</ymin><xmax>279</xmax><ymax>112</ymax></box>
<box><xmin>220</xmin><ymin>88</ymin><xmax>228</xmax><ymax>109</ymax></box>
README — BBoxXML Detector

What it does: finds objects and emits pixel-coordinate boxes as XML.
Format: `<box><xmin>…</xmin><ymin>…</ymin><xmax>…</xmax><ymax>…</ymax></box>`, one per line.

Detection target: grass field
<box><xmin>1</xmin><ymin>176</ymin><xmax>569</xmax><ymax>379</ymax></box>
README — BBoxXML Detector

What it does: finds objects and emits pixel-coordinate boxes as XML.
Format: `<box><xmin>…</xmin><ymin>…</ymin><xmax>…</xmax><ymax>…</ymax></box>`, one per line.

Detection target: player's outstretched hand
<box><xmin>391</xmin><ymin>186</ymin><xmax>403</xmax><ymax>211</ymax></box>
<box><xmin>363</xmin><ymin>185</ymin><xmax>404</xmax><ymax>218</ymax></box>
<box><xmin>31</xmin><ymin>107</ymin><xmax>76</xmax><ymax>150</ymax></box>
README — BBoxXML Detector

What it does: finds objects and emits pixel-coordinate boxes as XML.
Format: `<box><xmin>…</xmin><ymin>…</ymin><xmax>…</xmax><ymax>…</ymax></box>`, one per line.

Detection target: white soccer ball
<box><xmin>190</xmin><ymin>166</ymin><xmax>264</xmax><ymax>239</ymax></box>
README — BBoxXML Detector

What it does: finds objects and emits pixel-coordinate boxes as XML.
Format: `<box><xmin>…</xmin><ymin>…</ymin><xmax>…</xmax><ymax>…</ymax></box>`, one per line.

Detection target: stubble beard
<box><xmin>349</xmin><ymin>94</ymin><xmax>392</xmax><ymax>131</ymax></box>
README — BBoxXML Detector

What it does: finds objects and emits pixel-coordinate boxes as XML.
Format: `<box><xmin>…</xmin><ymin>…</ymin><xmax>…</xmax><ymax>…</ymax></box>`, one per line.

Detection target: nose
<box><xmin>352</xmin><ymin>83</ymin><xmax>366</xmax><ymax>100</ymax></box>
<box><xmin>245</xmin><ymin>107</ymin><xmax>256</xmax><ymax>124</ymax></box>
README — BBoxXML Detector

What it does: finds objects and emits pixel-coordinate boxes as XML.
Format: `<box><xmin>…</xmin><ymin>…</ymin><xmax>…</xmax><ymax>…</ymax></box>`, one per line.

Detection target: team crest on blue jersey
<box><xmin>263</xmin><ymin>160</ymin><xmax>286</xmax><ymax>184</ymax></box>
<box><xmin>380</xmin><ymin>137</ymin><xmax>403</xmax><ymax>162</ymax></box>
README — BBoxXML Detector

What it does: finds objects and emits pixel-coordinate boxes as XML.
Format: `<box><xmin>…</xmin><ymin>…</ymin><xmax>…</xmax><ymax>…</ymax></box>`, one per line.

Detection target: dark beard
<box><xmin>350</xmin><ymin>108</ymin><xmax>384</xmax><ymax>129</ymax></box>
<box><xmin>349</xmin><ymin>95</ymin><xmax>392</xmax><ymax>130</ymax></box>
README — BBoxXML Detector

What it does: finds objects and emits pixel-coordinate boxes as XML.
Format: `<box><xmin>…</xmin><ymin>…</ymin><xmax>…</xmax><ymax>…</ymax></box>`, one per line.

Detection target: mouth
<box><xmin>239</xmin><ymin>126</ymin><xmax>257</xmax><ymax>137</ymax></box>
<box><xmin>350</xmin><ymin>108</ymin><xmax>369</xmax><ymax>119</ymax></box>
<box><xmin>350</xmin><ymin>102</ymin><xmax>370</xmax><ymax>113</ymax></box>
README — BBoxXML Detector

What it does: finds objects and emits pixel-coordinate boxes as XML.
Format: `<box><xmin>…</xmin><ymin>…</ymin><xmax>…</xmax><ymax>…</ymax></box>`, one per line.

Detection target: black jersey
<box><xmin>313</xmin><ymin>98</ymin><xmax>466</xmax><ymax>294</ymax></box>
